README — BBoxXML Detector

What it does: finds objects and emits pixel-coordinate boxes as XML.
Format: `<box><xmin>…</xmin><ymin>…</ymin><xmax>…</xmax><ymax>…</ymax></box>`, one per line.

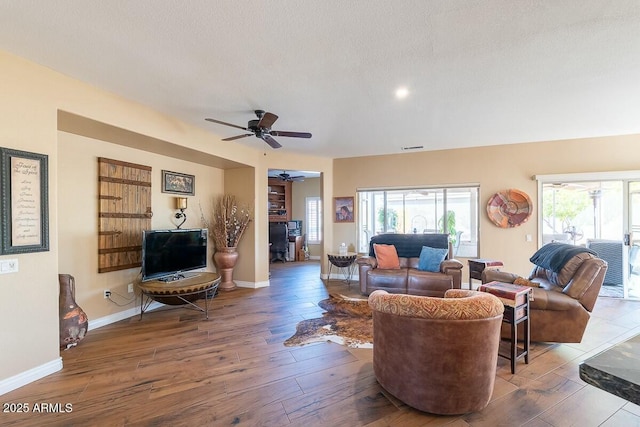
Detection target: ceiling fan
<box><xmin>272</xmin><ymin>170</ymin><xmax>305</xmax><ymax>182</ymax></box>
<box><xmin>205</xmin><ymin>110</ymin><xmax>312</xmax><ymax>149</ymax></box>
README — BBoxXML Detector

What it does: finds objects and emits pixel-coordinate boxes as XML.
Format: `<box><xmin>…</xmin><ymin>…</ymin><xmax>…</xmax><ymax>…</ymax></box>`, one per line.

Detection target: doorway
<box><xmin>267</xmin><ymin>169</ymin><xmax>322</xmax><ymax>270</ymax></box>
<box><xmin>538</xmin><ymin>172</ymin><xmax>640</xmax><ymax>299</ymax></box>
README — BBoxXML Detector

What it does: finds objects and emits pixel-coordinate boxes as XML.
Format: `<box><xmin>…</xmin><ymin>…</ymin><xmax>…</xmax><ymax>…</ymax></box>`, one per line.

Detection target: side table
<box><xmin>468</xmin><ymin>258</ymin><xmax>503</xmax><ymax>290</ymax></box>
<box><xmin>501</xmin><ymin>293</ymin><xmax>530</xmax><ymax>374</ymax></box>
<box><xmin>327</xmin><ymin>252</ymin><xmax>358</xmax><ymax>286</ymax></box>
<box><xmin>479</xmin><ymin>281</ymin><xmax>530</xmax><ymax>374</ymax></box>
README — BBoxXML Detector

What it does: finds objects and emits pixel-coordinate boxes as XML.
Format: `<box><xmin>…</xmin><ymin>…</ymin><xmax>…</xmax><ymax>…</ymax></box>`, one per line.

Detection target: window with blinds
<box><xmin>306</xmin><ymin>196</ymin><xmax>322</xmax><ymax>244</ymax></box>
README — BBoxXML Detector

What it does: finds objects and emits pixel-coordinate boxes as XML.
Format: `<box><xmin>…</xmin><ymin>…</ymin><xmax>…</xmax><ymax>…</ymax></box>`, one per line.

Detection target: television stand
<box><xmin>138</xmin><ymin>272</ymin><xmax>220</xmax><ymax>319</ymax></box>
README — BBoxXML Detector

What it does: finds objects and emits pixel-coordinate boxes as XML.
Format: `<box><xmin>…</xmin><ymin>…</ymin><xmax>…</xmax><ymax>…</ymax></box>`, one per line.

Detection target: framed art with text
<box><xmin>0</xmin><ymin>147</ymin><xmax>50</xmax><ymax>254</ymax></box>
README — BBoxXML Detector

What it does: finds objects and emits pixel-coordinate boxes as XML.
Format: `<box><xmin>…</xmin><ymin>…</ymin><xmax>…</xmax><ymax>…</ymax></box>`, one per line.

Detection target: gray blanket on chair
<box><xmin>529</xmin><ymin>242</ymin><xmax>596</xmax><ymax>273</ymax></box>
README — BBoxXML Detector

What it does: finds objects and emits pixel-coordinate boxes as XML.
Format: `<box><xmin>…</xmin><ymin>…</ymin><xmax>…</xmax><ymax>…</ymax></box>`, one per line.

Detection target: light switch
<box><xmin>525</xmin><ymin>234</ymin><xmax>532</xmax><ymax>242</ymax></box>
<box><xmin>0</xmin><ymin>259</ymin><xmax>19</xmax><ymax>274</ymax></box>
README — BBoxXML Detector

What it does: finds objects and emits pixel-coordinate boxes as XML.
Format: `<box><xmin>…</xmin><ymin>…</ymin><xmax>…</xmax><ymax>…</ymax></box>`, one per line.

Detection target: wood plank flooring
<box><xmin>3</xmin><ymin>261</ymin><xmax>640</xmax><ymax>426</ymax></box>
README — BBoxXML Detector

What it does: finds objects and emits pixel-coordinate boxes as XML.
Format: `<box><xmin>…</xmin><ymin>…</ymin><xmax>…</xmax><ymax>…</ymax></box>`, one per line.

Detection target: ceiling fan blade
<box><xmin>290</xmin><ymin>176</ymin><xmax>305</xmax><ymax>181</ymax></box>
<box><xmin>262</xmin><ymin>134</ymin><xmax>282</xmax><ymax>149</ymax></box>
<box><xmin>222</xmin><ymin>134</ymin><xmax>253</xmax><ymax>141</ymax></box>
<box><xmin>205</xmin><ymin>118</ymin><xmax>248</xmax><ymax>131</ymax></box>
<box><xmin>257</xmin><ymin>112</ymin><xmax>278</xmax><ymax>129</ymax></box>
<box><xmin>270</xmin><ymin>130</ymin><xmax>312</xmax><ymax>138</ymax></box>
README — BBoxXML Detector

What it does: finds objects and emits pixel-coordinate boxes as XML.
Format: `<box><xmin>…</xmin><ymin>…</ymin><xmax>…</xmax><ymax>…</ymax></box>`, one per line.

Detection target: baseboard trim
<box><xmin>0</xmin><ymin>300</ymin><xmax>172</xmax><ymax>396</ymax></box>
<box><xmin>0</xmin><ymin>357</ymin><xmax>62</xmax><ymax>396</ymax></box>
<box><xmin>236</xmin><ymin>280</ymin><xmax>269</xmax><ymax>289</ymax></box>
<box><xmin>89</xmin><ymin>300</ymin><xmax>164</xmax><ymax>330</ymax></box>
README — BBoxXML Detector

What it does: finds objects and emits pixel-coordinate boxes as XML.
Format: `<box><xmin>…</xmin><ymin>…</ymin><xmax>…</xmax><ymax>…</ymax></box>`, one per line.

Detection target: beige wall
<box><xmin>291</xmin><ymin>177</ymin><xmax>322</xmax><ymax>258</ymax></box>
<box><xmin>0</xmin><ymin>52</ymin><xmax>61</xmax><ymax>383</ymax></box>
<box><xmin>57</xmin><ymin>132</ymin><xmax>225</xmax><ymax>319</ymax></box>
<box><xmin>0</xmin><ymin>50</ymin><xmax>333</xmax><ymax>387</ymax></box>
<box><xmin>223</xmin><ymin>167</ymin><xmax>257</xmax><ymax>284</ymax></box>
<box><xmin>334</xmin><ymin>136</ymin><xmax>640</xmax><ymax>278</ymax></box>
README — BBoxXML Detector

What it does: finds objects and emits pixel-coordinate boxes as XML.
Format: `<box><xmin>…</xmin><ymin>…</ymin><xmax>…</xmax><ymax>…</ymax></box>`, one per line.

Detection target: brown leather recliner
<box><xmin>368</xmin><ymin>289</ymin><xmax>504</xmax><ymax>415</ymax></box>
<box><xmin>482</xmin><ymin>244</ymin><xmax>608</xmax><ymax>343</ymax></box>
<box><xmin>357</xmin><ymin>233</ymin><xmax>463</xmax><ymax>297</ymax></box>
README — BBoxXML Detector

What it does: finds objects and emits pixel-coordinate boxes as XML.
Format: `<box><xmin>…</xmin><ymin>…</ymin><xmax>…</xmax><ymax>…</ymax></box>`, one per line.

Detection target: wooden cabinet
<box><xmin>289</xmin><ymin>236</ymin><xmax>303</xmax><ymax>261</ymax></box>
<box><xmin>268</xmin><ymin>178</ymin><xmax>291</xmax><ymax>222</ymax></box>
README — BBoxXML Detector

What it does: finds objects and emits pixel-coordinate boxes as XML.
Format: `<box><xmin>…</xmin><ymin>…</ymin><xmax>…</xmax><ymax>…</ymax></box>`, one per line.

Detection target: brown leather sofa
<box><xmin>482</xmin><ymin>243</ymin><xmax>608</xmax><ymax>343</ymax></box>
<box><xmin>356</xmin><ymin>233</ymin><xmax>463</xmax><ymax>297</ymax></box>
<box><xmin>368</xmin><ymin>289</ymin><xmax>504</xmax><ymax>415</ymax></box>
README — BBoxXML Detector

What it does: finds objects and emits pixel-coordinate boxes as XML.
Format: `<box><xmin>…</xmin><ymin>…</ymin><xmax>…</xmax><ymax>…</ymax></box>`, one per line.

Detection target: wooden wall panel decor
<box><xmin>98</xmin><ymin>157</ymin><xmax>152</xmax><ymax>273</ymax></box>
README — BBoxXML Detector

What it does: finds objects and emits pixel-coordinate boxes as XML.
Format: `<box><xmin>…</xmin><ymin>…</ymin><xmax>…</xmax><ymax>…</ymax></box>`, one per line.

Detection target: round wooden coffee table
<box><xmin>138</xmin><ymin>272</ymin><xmax>221</xmax><ymax>319</ymax></box>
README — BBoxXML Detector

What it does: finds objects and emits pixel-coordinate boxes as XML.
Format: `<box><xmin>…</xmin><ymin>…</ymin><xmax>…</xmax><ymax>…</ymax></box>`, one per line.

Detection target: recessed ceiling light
<box><xmin>395</xmin><ymin>86</ymin><xmax>409</xmax><ymax>99</ymax></box>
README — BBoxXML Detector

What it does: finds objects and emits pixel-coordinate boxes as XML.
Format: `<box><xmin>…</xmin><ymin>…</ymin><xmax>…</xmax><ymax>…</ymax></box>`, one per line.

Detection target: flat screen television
<box><xmin>141</xmin><ymin>228</ymin><xmax>208</xmax><ymax>281</ymax></box>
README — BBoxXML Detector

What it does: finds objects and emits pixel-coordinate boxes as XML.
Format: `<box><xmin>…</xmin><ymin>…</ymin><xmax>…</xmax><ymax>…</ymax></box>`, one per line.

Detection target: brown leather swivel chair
<box><xmin>368</xmin><ymin>289</ymin><xmax>504</xmax><ymax>415</ymax></box>
<box><xmin>482</xmin><ymin>245</ymin><xmax>607</xmax><ymax>343</ymax></box>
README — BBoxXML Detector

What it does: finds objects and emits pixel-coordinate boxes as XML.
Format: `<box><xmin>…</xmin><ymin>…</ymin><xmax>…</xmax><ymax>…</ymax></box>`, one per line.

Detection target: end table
<box><xmin>468</xmin><ymin>258</ymin><xmax>503</xmax><ymax>290</ymax></box>
<box><xmin>327</xmin><ymin>252</ymin><xmax>358</xmax><ymax>285</ymax></box>
<box><xmin>479</xmin><ymin>281</ymin><xmax>530</xmax><ymax>374</ymax></box>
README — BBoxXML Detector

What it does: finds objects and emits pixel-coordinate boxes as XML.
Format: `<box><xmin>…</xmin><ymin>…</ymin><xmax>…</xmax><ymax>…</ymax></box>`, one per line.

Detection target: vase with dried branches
<box><xmin>201</xmin><ymin>194</ymin><xmax>252</xmax><ymax>291</ymax></box>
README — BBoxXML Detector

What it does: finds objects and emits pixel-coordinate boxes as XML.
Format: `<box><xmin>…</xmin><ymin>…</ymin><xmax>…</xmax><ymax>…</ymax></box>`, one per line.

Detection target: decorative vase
<box><xmin>213</xmin><ymin>246</ymin><xmax>239</xmax><ymax>291</ymax></box>
<box><xmin>59</xmin><ymin>274</ymin><xmax>88</xmax><ymax>349</ymax></box>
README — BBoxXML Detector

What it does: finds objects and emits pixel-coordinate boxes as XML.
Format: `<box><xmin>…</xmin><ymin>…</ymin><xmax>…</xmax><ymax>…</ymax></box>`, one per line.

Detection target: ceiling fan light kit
<box><xmin>205</xmin><ymin>110</ymin><xmax>311</xmax><ymax>149</ymax></box>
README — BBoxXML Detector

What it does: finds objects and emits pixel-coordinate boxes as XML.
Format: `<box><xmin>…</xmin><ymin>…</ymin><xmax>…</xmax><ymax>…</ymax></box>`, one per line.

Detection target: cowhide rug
<box><xmin>284</xmin><ymin>294</ymin><xmax>373</xmax><ymax>348</ymax></box>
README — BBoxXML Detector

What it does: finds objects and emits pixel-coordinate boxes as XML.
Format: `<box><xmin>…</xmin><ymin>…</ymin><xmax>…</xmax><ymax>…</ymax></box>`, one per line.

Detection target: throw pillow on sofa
<box><xmin>418</xmin><ymin>245</ymin><xmax>448</xmax><ymax>272</ymax></box>
<box><xmin>373</xmin><ymin>244</ymin><xmax>401</xmax><ymax>269</ymax></box>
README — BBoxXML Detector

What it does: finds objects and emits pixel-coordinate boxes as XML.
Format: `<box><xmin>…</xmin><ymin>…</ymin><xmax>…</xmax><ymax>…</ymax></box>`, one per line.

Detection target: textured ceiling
<box><xmin>1</xmin><ymin>1</ymin><xmax>640</xmax><ymax>158</ymax></box>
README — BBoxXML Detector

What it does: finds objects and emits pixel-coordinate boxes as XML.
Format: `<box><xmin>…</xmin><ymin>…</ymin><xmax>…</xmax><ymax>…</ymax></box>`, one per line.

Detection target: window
<box><xmin>306</xmin><ymin>196</ymin><xmax>322</xmax><ymax>244</ymax></box>
<box><xmin>541</xmin><ymin>181</ymin><xmax>623</xmax><ymax>245</ymax></box>
<box><xmin>357</xmin><ymin>186</ymin><xmax>479</xmax><ymax>257</ymax></box>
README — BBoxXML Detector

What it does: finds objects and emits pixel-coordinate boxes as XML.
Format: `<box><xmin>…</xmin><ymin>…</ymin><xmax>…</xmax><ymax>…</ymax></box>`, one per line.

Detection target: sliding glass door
<box><xmin>628</xmin><ymin>181</ymin><xmax>640</xmax><ymax>298</ymax></box>
<box><xmin>540</xmin><ymin>175</ymin><xmax>640</xmax><ymax>299</ymax></box>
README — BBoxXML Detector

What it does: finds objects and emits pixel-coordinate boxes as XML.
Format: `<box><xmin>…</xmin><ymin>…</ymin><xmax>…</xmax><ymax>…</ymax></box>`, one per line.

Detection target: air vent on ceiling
<box><xmin>401</xmin><ymin>145</ymin><xmax>424</xmax><ymax>151</ymax></box>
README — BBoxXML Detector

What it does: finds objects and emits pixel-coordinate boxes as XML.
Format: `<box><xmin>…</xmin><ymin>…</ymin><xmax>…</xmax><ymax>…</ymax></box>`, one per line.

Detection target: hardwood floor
<box><xmin>3</xmin><ymin>261</ymin><xmax>640</xmax><ymax>426</ymax></box>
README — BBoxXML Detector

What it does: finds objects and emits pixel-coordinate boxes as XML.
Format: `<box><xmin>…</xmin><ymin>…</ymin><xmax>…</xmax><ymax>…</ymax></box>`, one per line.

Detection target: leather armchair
<box><xmin>357</xmin><ymin>233</ymin><xmax>463</xmax><ymax>297</ymax></box>
<box><xmin>368</xmin><ymin>289</ymin><xmax>504</xmax><ymax>415</ymax></box>
<box><xmin>482</xmin><ymin>247</ymin><xmax>607</xmax><ymax>343</ymax></box>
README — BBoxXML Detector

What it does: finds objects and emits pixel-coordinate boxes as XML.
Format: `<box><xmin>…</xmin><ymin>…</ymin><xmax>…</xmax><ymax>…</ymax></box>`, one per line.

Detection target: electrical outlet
<box><xmin>128</xmin><ymin>283</ymin><xmax>134</xmax><ymax>293</ymax></box>
<box><xmin>104</xmin><ymin>289</ymin><xmax>111</xmax><ymax>299</ymax></box>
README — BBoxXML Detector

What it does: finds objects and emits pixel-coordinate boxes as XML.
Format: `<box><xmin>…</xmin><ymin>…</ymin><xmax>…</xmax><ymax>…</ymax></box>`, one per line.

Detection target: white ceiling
<box><xmin>2</xmin><ymin>1</ymin><xmax>640</xmax><ymax>159</ymax></box>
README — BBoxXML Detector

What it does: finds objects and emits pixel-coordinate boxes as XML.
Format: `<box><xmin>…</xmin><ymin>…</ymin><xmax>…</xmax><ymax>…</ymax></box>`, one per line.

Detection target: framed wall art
<box><xmin>0</xmin><ymin>147</ymin><xmax>50</xmax><ymax>254</ymax></box>
<box><xmin>161</xmin><ymin>170</ymin><xmax>195</xmax><ymax>196</ymax></box>
<box><xmin>486</xmin><ymin>188</ymin><xmax>532</xmax><ymax>228</ymax></box>
<box><xmin>334</xmin><ymin>196</ymin><xmax>354</xmax><ymax>223</ymax></box>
